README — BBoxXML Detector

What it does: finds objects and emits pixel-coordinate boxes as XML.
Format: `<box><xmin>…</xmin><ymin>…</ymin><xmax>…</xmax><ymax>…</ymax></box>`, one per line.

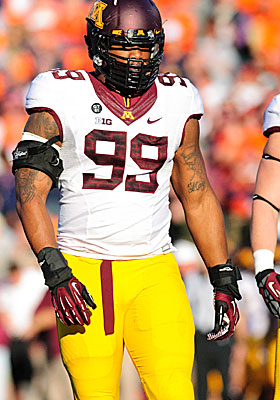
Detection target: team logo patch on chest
<box><xmin>121</xmin><ymin>110</ymin><xmax>135</xmax><ymax>120</ymax></box>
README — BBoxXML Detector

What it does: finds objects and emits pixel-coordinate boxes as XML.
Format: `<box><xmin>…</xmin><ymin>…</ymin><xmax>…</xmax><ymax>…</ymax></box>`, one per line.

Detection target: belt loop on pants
<box><xmin>100</xmin><ymin>260</ymin><xmax>115</xmax><ymax>335</ymax></box>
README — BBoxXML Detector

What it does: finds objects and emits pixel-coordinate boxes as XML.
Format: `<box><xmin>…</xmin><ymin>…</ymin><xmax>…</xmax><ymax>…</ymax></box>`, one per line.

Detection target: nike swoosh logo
<box><xmin>71</xmin><ymin>281</ymin><xmax>80</xmax><ymax>293</ymax></box>
<box><xmin>231</xmin><ymin>301</ymin><xmax>236</xmax><ymax>316</ymax></box>
<box><xmin>147</xmin><ymin>117</ymin><xmax>162</xmax><ymax>124</ymax></box>
<box><xmin>268</xmin><ymin>281</ymin><xmax>280</xmax><ymax>298</ymax></box>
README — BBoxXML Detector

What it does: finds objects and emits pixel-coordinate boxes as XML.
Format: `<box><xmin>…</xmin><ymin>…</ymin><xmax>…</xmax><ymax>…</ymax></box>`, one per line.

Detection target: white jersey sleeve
<box><xmin>26</xmin><ymin>71</ymin><xmax>62</xmax><ymax>133</ymax></box>
<box><xmin>26</xmin><ymin>71</ymin><xmax>59</xmax><ymax>109</ymax></box>
<box><xmin>153</xmin><ymin>74</ymin><xmax>203</xmax><ymax>152</ymax></box>
<box><xmin>263</xmin><ymin>94</ymin><xmax>280</xmax><ymax>137</ymax></box>
<box><xmin>156</xmin><ymin>73</ymin><xmax>204</xmax><ymax>131</ymax></box>
<box><xmin>26</xmin><ymin>69</ymin><xmax>88</xmax><ymax>139</ymax></box>
<box><xmin>186</xmin><ymin>80</ymin><xmax>204</xmax><ymax>118</ymax></box>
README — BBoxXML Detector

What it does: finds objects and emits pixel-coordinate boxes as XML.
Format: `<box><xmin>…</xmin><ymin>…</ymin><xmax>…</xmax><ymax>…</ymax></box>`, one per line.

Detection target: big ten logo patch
<box><xmin>95</xmin><ymin>117</ymin><xmax>112</xmax><ymax>125</ymax></box>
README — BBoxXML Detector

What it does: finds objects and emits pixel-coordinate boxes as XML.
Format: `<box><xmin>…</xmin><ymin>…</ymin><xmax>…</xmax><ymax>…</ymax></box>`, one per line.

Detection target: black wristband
<box><xmin>37</xmin><ymin>247</ymin><xmax>73</xmax><ymax>289</ymax></box>
<box><xmin>208</xmin><ymin>259</ymin><xmax>241</xmax><ymax>286</ymax></box>
<box><xmin>255</xmin><ymin>268</ymin><xmax>274</xmax><ymax>286</ymax></box>
<box><xmin>208</xmin><ymin>259</ymin><xmax>242</xmax><ymax>300</ymax></box>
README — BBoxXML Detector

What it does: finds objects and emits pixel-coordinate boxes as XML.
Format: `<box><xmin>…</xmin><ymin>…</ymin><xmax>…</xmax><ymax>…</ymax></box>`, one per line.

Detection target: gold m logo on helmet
<box><xmin>121</xmin><ymin>111</ymin><xmax>135</xmax><ymax>120</ymax></box>
<box><xmin>88</xmin><ymin>1</ymin><xmax>107</xmax><ymax>29</ymax></box>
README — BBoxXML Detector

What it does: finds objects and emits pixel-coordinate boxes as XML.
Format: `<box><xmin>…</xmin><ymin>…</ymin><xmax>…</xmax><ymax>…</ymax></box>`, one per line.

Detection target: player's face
<box><xmin>109</xmin><ymin>46</ymin><xmax>150</xmax><ymax>64</ymax></box>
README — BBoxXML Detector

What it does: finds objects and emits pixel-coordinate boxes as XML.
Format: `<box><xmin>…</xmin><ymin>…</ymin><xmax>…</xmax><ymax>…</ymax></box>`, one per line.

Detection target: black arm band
<box><xmin>262</xmin><ymin>153</ymin><xmax>280</xmax><ymax>163</ymax></box>
<box><xmin>253</xmin><ymin>194</ymin><xmax>279</xmax><ymax>213</ymax></box>
<box><xmin>37</xmin><ymin>247</ymin><xmax>73</xmax><ymax>289</ymax></box>
<box><xmin>12</xmin><ymin>135</ymin><xmax>63</xmax><ymax>188</ymax></box>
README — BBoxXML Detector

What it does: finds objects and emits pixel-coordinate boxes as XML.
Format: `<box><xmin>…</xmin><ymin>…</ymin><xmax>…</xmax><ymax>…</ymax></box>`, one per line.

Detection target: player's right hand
<box><xmin>37</xmin><ymin>247</ymin><xmax>96</xmax><ymax>325</ymax></box>
<box><xmin>51</xmin><ymin>276</ymin><xmax>96</xmax><ymax>325</ymax></box>
<box><xmin>256</xmin><ymin>269</ymin><xmax>280</xmax><ymax>318</ymax></box>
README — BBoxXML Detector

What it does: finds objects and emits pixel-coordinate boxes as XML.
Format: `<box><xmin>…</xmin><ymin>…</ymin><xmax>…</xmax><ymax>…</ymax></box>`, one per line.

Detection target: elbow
<box><xmin>15</xmin><ymin>194</ymin><xmax>32</xmax><ymax>218</ymax></box>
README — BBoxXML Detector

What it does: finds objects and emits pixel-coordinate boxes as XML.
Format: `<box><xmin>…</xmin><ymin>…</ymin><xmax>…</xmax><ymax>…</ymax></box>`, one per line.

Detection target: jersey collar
<box><xmin>87</xmin><ymin>72</ymin><xmax>157</xmax><ymax>126</ymax></box>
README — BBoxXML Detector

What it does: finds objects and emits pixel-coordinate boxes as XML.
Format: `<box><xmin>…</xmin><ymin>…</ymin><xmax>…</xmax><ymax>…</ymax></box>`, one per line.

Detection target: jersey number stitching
<box><xmin>83</xmin><ymin>130</ymin><xmax>168</xmax><ymax>193</ymax></box>
<box><xmin>51</xmin><ymin>70</ymin><xmax>170</xmax><ymax>193</ymax></box>
<box><xmin>52</xmin><ymin>70</ymin><xmax>85</xmax><ymax>80</ymax></box>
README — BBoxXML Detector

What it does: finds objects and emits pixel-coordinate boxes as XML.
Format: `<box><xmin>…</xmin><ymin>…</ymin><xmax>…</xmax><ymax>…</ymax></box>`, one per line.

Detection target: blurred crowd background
<box><xmin>0</xmin><ymin>0</ymin><xmax>280</xmax><ymax>399</ymax></box>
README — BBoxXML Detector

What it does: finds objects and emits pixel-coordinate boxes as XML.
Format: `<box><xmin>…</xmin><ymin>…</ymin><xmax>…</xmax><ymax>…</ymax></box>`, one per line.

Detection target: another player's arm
<box><xmin>171</xmin><ymin>117</ymin><xmax>228</xmax><ymax>267</ymax></box>
<box><xmin>251</xmin><ymin>131</ymin><xmax>280</xmax><ymax>320</ymax></box>
<box><xmin>251</xmin><ymin>132</ymin><xmax>280</xmax><ymax>254</ymax></box>
<box><xmin>15</xmin><ymin>112</ymin><xmax>61</xmax><ymax>255</ymax></box>
<box><xmin>171</xmin><ymin>117</ymin><xmax>241</xmax><ymax>341</ymax></box>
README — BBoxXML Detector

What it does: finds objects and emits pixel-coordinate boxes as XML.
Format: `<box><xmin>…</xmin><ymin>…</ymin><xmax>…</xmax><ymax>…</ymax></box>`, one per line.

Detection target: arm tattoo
<box><xmin>15</xmin><ymin>169</ymin><xmax>51</xmax><ymax>204</ymax></box>
<box><xmin>180</xmin><ymin>144</ymin><xmax>206</xmax><ymax>193</ymax></box>
<box><xmin>24</xmin><ymin>112</ymin><xmax>59</xmax><ymax>140</ymax></box>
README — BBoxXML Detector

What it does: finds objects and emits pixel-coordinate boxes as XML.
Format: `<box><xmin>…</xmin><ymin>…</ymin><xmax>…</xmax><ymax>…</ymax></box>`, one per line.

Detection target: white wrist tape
<box><xmin>253</xmin><ymin>249</ymin><xmax>274</xmax><ymax>275</ymax></box>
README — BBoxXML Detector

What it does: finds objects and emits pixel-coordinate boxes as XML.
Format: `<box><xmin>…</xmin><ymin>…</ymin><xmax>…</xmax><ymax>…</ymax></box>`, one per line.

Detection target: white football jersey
<box><xmin>25</xmin><ymin>69</ymin><xmax>204</xmax><ymax>260</ymax></box>
<box><xmin>263</xmin><ymin>94</ymin><xmax>280</xmax><ymax>137</ymax></box>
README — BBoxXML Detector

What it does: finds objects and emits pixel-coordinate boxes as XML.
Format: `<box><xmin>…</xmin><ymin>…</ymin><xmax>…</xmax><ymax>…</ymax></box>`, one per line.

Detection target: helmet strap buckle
<box><xmin>93</xmin><ymin>55</ymin><xmax>103</xmax><ymax>67</ymax></box>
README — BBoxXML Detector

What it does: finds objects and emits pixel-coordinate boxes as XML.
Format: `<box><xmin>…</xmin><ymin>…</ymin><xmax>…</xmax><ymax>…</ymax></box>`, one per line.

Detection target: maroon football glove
<box><xmin>207</xmin><ymin>260</ymin><xmax>242</xmax><ymax>341</ymax></box>
<box><xmin>256</xmin><ymin>269</ymin><xmax>280</xmax><ymax>318</ymax></box>
<box><xmin>51</xmin><ymin>276</ymin><xmax>96</xmax><ymax>325</ymax></box>
<box><xmin>37</xmin><ymin>247</ymin><xmax>96</xmax><ymax>326</ymax></box>
<box><xmin>207</xmin><ymin>292</ymin><xmax>239</xmax><ymax>341</ymax></box>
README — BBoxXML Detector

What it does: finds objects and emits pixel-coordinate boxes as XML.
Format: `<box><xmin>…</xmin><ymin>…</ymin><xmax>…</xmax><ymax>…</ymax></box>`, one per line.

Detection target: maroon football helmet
<box><xmin>85</xmin><ymin>0</ymin><xmax>165</xmax><ymax>97</ymax></box>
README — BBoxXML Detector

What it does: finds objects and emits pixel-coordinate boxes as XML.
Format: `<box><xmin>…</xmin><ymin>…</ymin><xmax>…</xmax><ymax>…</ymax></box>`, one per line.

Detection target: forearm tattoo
<box><xmin>24</xmin><ymin>112</ymin><xmax>59</xmax><ymax>140</ymax></box>
<box><xmin>180</xmin><ymin>144</ymin><xmax>206</xmax><ymax>193</ymax></box>
<box><xmin>15</xmin><ymin>168</ymin><xmax>51</xmax><ymax>204</ymax></box>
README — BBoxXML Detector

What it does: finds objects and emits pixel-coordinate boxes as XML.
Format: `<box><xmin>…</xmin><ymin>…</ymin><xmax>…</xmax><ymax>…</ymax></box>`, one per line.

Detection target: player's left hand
<box><xmin>207</xmin><ymin>291</ymin><xmax>239</xmax><ymax>341</ymax></box>
<box><xmin>207</xmin><ymin>260</ymin><xmax>242</xmax><ymax>341</ymax></box>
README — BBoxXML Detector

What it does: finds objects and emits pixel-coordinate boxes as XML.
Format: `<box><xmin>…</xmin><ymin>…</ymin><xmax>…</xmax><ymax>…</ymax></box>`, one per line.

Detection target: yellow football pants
<box><xmin>57</xmin><ymin>253</ymin><xmax>195</xmax><ymax>400</ymax></box>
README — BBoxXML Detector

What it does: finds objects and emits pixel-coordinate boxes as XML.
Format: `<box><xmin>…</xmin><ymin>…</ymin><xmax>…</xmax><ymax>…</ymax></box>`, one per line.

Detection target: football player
<box><xmin>13</xmin><ymin>0</ymin><xmax>242</xmax><ymax>398</ymax></box>
<box><xmin>251</xmin><ymin>94</ymin><xmax>280</xmax><ymax>399</ymax></box>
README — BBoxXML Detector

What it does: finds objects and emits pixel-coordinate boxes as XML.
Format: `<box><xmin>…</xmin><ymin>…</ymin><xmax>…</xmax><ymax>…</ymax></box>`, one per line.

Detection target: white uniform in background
<box><xmin>263</xmin><ymin>94</ymin><xmax>280</xmax><ymax>137</ymax></box>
